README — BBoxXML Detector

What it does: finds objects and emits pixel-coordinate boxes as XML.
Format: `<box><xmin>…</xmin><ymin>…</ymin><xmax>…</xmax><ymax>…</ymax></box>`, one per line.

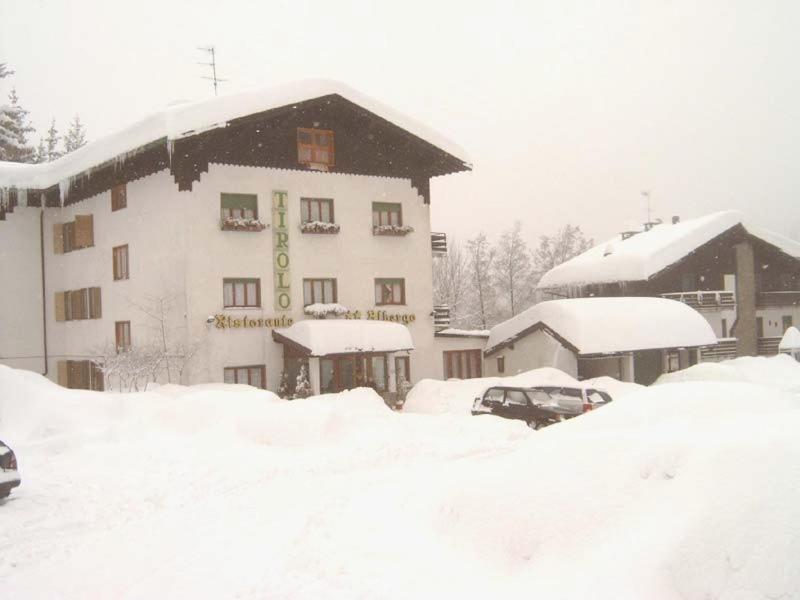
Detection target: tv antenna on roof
<box><xmin>641</xmin><ymin>190</ymin><xmax>652</xmax><ymax>224</ymax></box>
<box><xmin>198</xmin><ymin>46</ymin><xmax>227</xmax><ymax>96</ymax></box>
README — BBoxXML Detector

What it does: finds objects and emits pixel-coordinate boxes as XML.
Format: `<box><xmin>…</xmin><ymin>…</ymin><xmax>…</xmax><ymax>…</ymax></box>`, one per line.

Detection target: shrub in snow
<box><xmin>221</xmin><ymin>217</ymin><xmax>267</xmax><ymax>232</ymax></box>
<box><xmin>300</xmin><ymin>221</ymin><xmax>340</xmax><ymax>234</ymax></box>
<box><xmin>294</xmin><ymin>364</ymin><xmax>312</xmax><ymax>399</ymax></box>
<box><xmin>303</xmin><ymin>303</ymin><xmax>350</xmax><ymax>318</ymax></box>
<box><xmin>278</xmin><ymin>371</ymin><xmax>291</xmax><ymax>399</ymax></box>
<box><xmin>373</xmin><ymin>224</ymin><xmax>414</xmax><ymax>236</ymax></box>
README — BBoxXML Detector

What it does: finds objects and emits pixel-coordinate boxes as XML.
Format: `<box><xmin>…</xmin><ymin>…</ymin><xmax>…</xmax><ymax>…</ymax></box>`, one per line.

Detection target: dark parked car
<box><xmin>471</xmin><ymin>385</ymin><xmax>612</xmax><ymax>429</ymax></box>
<box><xmin>0</xmin><ymin>440</ymin><xmax>21</xmax><ymax>499</ymax></box>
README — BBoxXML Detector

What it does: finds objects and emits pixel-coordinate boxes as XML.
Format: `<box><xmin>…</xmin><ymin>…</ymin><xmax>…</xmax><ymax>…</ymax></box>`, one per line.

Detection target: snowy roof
<box><xmin>537</xmin><ymin>211</ymin><xmax>800</xmax><ymax>289</ymax></box>
<box><xmin>435</xmin><ymin>328</ymin><xmax>490</xmax><ymax>338</ymax></box>
<box><xmin>0</xmin><ymin>79</ymin><xmax>471</xmax><ymax>190</ymax></box>
<box><xmin>273</xmin><ymin>319</ymin><xmax>414</xmax><ymax>356</ymax></box>
<box><xmin>485</xmin><ymin>297</ymin><xmax>717</xmax><ymax>355</ymax></box>
<box><xmin>779</xmin><ymin>326</ymin><xmax>800</xmax><ymax>351</ymax></box>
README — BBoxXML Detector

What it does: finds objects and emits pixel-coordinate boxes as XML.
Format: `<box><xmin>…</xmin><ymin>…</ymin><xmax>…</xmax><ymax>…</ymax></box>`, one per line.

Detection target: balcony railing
<box><xmin>756</xmin><ymin>291</ymin><xmax>800</xmax><ymax>308</ymax></box>
<box><xmin>758</xmin><ymin>336</ymin><xmax>782</xmax><ymax>356</ymax></box>
<box><xmin>661</xmin><ymin>291</ymin><xmax>736</xmax><ymax>311</ymax></box>
<box><xmin>699</xmin><ymin>338</ymin><xmax>738</xmax><ymax>362</ymax></box>
<box><xmin>431</xmin><ymin>232</ymin><xmax>447</xmax><ymax>254</ymax></box>
<box><xmin>433</xmin><ymin>305</ymin><xmax>450</xmax><ymax>330</ymax></box>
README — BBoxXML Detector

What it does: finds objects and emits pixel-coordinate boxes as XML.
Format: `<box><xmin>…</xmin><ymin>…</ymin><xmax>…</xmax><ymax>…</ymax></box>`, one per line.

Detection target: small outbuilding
<box><xmin>484</xmin><ymin>297</ymin><xmax>717</xmax><ymax>385</ymax></box>
<box><xmin>779</xmin><ymin>326</ymin><xmax>800</xmax><ymax>361</ymax></box>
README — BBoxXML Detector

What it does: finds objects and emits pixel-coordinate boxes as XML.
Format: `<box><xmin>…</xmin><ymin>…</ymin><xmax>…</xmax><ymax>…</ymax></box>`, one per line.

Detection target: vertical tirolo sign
<box><xmin>272</xmin><ymin>191</ymin><xmax>291</xmax><ymax>311</ymax></box>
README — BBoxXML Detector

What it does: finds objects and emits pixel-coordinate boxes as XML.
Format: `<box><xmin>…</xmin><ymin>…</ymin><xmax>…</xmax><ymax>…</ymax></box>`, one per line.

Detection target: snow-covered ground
<box><xmin>1</xmin><ymin>357</ymin><xmax>799</xmax><ymax>599</ymax></box>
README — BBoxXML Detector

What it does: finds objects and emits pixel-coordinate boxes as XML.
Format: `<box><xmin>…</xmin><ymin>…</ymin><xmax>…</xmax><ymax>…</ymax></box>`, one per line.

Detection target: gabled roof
<box><xmin>537</xmin><ymin>211</ymin><xmax>800</xmax><ymax>289</ymax></box>
<box><xmin>485</xmin><ymin>297</ymin><xmax>717</xmax><ymax>356</ymax></box>
<box><xmin>272</xmin><ymin>319</ymin><xmax>414</xmax><ymax>357</ymax></box>
<box><xmin>0</xmin><ymin>79</ymin><xmax>471</xmax><ymax>191</ymax></box>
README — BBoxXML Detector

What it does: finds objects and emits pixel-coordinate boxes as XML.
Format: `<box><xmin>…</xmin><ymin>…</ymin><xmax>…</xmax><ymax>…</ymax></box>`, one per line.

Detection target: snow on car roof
<box><xmin>273</xmin><ymin>319</ymin><xmax>414</xmax><ymax>357</ymax></box>
<box><xmin>537</xmin><ymin>211</ymin><xmax>800</xmax><ymax>289</ymax></box>
<box><xmin>0</xmin><ymin>79</ymin><xmax>471</xmax><ymax>190</ymax></box>
<box><xmin>486</xmin><ymin>297</ymin><xmax>717</xmax><ymax>355</ymax></box>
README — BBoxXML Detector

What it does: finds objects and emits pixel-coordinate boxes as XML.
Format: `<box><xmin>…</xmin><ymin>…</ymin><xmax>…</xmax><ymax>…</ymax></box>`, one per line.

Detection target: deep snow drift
<box><xmin>1</xmin><ymin>358</ymin><xmax>799</xmax><ymax>599</ymax></box>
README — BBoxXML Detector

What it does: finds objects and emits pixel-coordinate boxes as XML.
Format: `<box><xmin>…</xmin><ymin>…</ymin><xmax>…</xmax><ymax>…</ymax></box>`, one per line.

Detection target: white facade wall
<box><xmin>483</xmin><ymin>329</ymin><xmax>578</xmax><ymax>378</ymax></box>
<box><xmin>757</xmin><ymin>307</ymin><xmax>800</xmax><ymax>337</ymax></box>
<box><xmin>0</xmin><ymin>207</ymin><xmax>45</xmax><ymax>373</ymax></box>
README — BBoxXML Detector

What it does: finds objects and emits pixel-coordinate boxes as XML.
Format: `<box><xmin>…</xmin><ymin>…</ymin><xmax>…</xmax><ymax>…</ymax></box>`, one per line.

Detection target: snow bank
<box><xmin>2</xmin><ymin>359</ymin><xmax>800</xmax><ymax>599</ymax></box>
<box><xmin>655</xmin><ymin>353</ymin><xmax>800</xmax><ymax>393</ymax></box>
<box><xmin>780</xmin><ymin>326</ymin><xmax>800</xmax><ymax>350</ymax></box>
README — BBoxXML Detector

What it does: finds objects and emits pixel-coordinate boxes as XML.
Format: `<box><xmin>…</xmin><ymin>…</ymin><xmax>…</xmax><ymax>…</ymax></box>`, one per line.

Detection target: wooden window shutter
<box><xmin>70</xmin><ymin>289</ymin><xmax>83</xmax><ymax>320</ymax></box>
<box><xmin>57</xmin><ymin>361</ymin><xmax>69</xmax><ymax>387</ymax></box>
<box><xmin>53</xmin><ymin>223</ymin><xmax>64</xmax><ymax>254</ymax></box>
<box><xmin>54</xmin><ymin>292</ymin><xmax>66</xmax><ymax>322</ymax></box>
<box><xmin>90</xmin><ymin>287</ymin><xmax>102</xmax><ymax>319</ymax></box>
<box><xmin>74</xmin><ymin>215</ymin><xmax>94</xmax><ymax>248</ymax></box>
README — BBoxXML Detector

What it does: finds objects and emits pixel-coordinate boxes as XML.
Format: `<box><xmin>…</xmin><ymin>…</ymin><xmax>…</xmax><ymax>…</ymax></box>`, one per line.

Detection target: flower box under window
<box><xmin>221</xmin><ymin>217</ymin><xmax>267</xmax><ymax>232</ymax></box>
<box><xmin>300</xmin><ymin>221</ymin><xmax>340</xmax><ymax>234</ymax></box>
<box><xmin>373</xmin><ymin>224</ymin><xmax>414</xmax><ymax>236</ymax></box>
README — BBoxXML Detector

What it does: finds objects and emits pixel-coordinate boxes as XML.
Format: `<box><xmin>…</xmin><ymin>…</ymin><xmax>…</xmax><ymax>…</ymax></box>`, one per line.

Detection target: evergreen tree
<box><xmin>44</xmin><ymin>119</ymin><xmax>61</xmax><ymax>161</ymax></box>
<box><xmin>63</xmin><ymin>115</ymin><xmax>87</xmax><ymax>153</ymax></box>
<box><xmin>278</xmin><ymin>371</ymin><xmax>291</xmax><ymax>399</ymax></box>
<box><xmin>0</xmin><ymin>88</ymin><xmax>36</xmax><ymax>163</ymax></box>
<box><xmin>33</xmin><ymin>138</ymin><xmax>47</xmax><ymax>163</ymax></box>
<box><xmin>294</xmin><ymin>364</ymin><xmax>312</xmax><ymax>399</ymax></box>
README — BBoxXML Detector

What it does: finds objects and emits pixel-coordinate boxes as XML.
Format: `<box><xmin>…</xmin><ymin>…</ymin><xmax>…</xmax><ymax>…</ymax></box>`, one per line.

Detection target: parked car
<box><xmin>471</xmin><ymin>385</ymin><xmax>612</xmax><ymax>429</ymax></box>
<box><xmin>0</xmin><ymin>440</ymin><xmax>21</xmax><ymax>499</ymax></box>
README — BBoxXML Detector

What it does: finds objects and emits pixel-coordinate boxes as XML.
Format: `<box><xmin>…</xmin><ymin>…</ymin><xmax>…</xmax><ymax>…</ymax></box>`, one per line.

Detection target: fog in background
<box><xmin>3</xmin><ymin>0</ymin><xmax>799</xmax><ymax>245</ymax></box>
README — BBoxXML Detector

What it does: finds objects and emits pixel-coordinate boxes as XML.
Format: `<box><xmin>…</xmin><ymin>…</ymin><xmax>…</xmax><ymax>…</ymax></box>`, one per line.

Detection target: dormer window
<box><xmin>297</xmin><ymin>128</ymin><xmax>334</xmax><ymax>168</ymax></box>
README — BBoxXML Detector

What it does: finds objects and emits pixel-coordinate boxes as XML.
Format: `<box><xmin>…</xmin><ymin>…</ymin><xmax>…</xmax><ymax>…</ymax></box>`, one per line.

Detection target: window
<box><xmin>221</xmin><ymin>193</ymin><xmax>258</xmax><ymax>220</ymax></box>
<box><xmin>300</xmin><ymin>198</ymin><xmax>334</xmax><ymax>224</ymax></box>
<box><xmin>721</xmin><ymin>318</ymin><xmax>728</xmax><ymax>338</ymax></box>
<box><xmin>57</xmin><ymin>360</ymin><xmax>104</xmax><ymax>390</ymax></box>
<box><xmin>113</xmin><ymin>245</ymin><xmax>129</xmax><ymax>280</ymax></box>
<box><xmin>224</xmin><ymin>365</ymin><xmax>266</xmax><ymax>389</ymax></box>
<box><xmin>395</xmin><ymin>356</ymin><xmax>411</xmax><ymax>385</ymax></box>
<box><xmin>55</xmin><ymin>287</ymin><xmax>101</xmax><ymax>321</ymax></box>
<box><xmin>303</xmin><ymin>278</ymin><xmax>337</xmax><ymax>306</ymax></box>
<box><xmin>783</xmin><ymin>315</ymin><xmax>793</xmax><ymax>332</ymax></box>
<box><xmin>443</xmin><ymin>350</ymin><xmax>482</xmax><ymax>379</ymax></box>
<box><xmin>497</xmin><ymin>356</ymin><xmax>505</xmax><ymax>374</ymax></box>
<box><xmin>115</xmin><ymin>321</ymin><xmax>131</xmax><ymax>352</ymax></box>
<box><xmin>756</xmin><ymin>316</ymin><xmax>764</xmax><ymax>338</ymax></box>
<box><xmin>375</xmin><ymin>278</ymin><xmax>405</xmax><ymax>305</ymax></box>
<box><xmin>111</xmin><ymin>183</ymin><xmax>127</xmax><ymax>211</ymax></box>
<box><xmin>504</xmin><ymin>390</ymin><xmax>529</xmax><ymax>407</ymax></box>
<box><xmin>482</xmin><ymin>388</ymin><xmax>505</xmax><ymax>406</ymax></box>
<box><xmin>53</xmin><ymin>215</ymin><xmax>93</xmax><ymax>254</ymax></box>
<box><xmin>223</xmin><ymin>278</ymin><xmax>261</xmax><ymax>308</ymax></box>
<box><xmin>318</xmin><ymin>355</ymin><xmax>388</xmax><ymax>394</ymax></box>
<box><xmin>372</xmin><ymin>202</ymin><xmax>402</xmax><ymax>227</ymax></box>
<box><xmin>297</xmin><ymin>128</ymin><xmax>335</xmax><ymax>166</ymax></box>
<box><xmin>667</xmin><ymin>352</ymin><xmax>680</xmax><ymax>372</ymax></box>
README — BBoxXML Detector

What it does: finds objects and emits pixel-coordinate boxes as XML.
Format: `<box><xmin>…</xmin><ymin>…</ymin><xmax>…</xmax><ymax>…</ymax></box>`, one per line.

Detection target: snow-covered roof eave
<box><xmin>273</xmin><ymin>319</ymin><xmax>415</xmax><ymax>357</ymax></box>
<box><xmin>0</xmin><ymin>78</ymin><xmax>471</xmax><ymax>191</ymax></box>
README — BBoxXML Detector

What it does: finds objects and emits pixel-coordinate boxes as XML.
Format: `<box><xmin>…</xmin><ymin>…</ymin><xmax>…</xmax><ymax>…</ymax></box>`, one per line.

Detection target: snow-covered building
<box><xmin>484</xmin><ymin>297</ymin><xmax>717</xmax><ymax>385</ymax></box>
<box><xmin>779</xmin><ymin>326</ymin><xmax>800</xmax><ymax>361</ymax></box>
<box><xmin>537</xmin><ymin>211</ymin><xmax>800</xmax><ymax>362</ymax></box>
<box><xmin>0</xmin><ymin>80</ymin><xmax>479</xmax><ymax>395</ymax></box>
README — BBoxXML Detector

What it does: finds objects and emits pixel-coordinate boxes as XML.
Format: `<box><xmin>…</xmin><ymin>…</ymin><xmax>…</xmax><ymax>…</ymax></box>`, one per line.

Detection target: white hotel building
<box><xmin>0</xmin><ymin>81</ymin><xmax>486</xmax><ymax>396</ymax></box>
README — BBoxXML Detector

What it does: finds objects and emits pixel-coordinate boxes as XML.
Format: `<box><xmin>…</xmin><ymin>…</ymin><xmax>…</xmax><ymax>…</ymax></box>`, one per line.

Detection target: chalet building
<box><xmin>537</xmin><ymin>211</ymin><xmax>800</xmax><ymax>362</ymax></box>
<box><xmin>0</xmin><ymin>80</ymin><xmax>482</xmax><ymax>396</ymax></box>
<box><xmin>483</xmin><ymin>297</ymin><xmax>717</xmax><ymax>385</ymax></box>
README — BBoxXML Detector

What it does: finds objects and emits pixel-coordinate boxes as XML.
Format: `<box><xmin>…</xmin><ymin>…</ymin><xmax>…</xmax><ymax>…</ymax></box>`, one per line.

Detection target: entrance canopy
<box><xmin>272</xmin><ymin>319</ymin><xmax>414</xmax><ymax>357</ymax></box>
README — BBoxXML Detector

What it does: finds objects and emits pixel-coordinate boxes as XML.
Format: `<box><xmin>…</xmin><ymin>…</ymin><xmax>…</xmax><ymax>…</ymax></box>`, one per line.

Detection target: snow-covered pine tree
<box><xmin>493</xmin><ymin>221</ymin><xmax>532</xmax><ymax>318</ymax></box>
<box><xmin>33</xmin><ymin>139</ymin><xmax>47</xmax><ymax>163</ymax></box>
<box><xmin>294</xmin><ymin>364</ymin><xmax>312</xmax><ymax>399</ymax></box>
<box><xmin>0</xmin><ymin>88</ymin><xmax>36</xmax><ymax>163</ymax></box>
<box><xmin>43</xmin><ymin>119</ymin><xmax>61</xmax><ymax>161</ymax></box>
<box><xmin>63</xmin><ymin>115</ymin><xmax>87</xmax><ymax>153</ymax></box>
<box><xmin>278</xmin><ymin>371</ymin><xmax>291</xmax><ymax>399</ymax></box>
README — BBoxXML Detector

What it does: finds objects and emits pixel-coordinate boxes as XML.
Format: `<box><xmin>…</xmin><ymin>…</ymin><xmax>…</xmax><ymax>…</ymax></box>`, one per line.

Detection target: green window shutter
<box><xmin>221</xmin><ymin>194</ymin><xmax>257</xmax><ymax>211</ymax></box>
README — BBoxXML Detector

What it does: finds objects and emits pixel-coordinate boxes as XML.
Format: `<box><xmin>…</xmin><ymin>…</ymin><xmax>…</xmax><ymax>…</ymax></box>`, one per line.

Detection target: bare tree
<box><xmin>532</xmin><ymin>224</ymin><xmax>593</xmax><ymax>283</ymax></box>
<box><xmin>128</xmin><ymin>295</ymin><xmax>176</xmax><ymax>382</ymax></box>
<box><xmin>465</xmin><ymin>233</ymin><xmax>497</xmax><ymax>329</ymax></box>
<box><xmin>433</xmin><ymin>238</ymin><xmax>471</xmax><ymax>327</ymax></box>
<box><xmin>493</xmin><ymin>221</ymin><xmax>532</xmax><ymax>318</ymax></box>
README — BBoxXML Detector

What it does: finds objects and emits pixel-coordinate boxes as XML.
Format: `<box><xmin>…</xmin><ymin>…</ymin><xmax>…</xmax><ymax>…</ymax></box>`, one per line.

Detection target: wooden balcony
<box><xmin>756</xmin><ymin>291</ymin><xmax>800</xmax><ymax>308</ymax></box>
<box><xmin>433</xmin><ymin>305</ymin><xmax>450</xmax><ymax>330</ymax></box>
<box><xmin>758</xmin><ymin>336</ymin><xmax>781</xmax><ymax>356</ymax></box>
<box><xmin>661</xmin><ymin>291</ymin><xmax>736</xmax><ymax>312</ymax></box>
<box><xmin>431</xmin><ymin>232</ymin><xmax>447</xmax><ymax>254</ymax></box>
<box><xmin>699</xmin><ymin>338</ymin><xmax>738</xmax><ymax>362</ymax></box>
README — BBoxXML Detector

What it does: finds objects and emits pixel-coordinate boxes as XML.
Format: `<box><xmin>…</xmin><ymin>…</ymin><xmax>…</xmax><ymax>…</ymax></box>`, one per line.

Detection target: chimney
<box><xmin>672</xmin><ymin>215</ymin><xmax>680</xmax><ymax>224</ymax></box>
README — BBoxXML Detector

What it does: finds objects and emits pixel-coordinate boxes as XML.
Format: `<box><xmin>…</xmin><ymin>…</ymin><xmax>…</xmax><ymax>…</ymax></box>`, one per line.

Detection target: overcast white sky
<box><xmin>2</xmin><ymin>0</ymin><xmax>799</xmax><ymax>245</ymax></box>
